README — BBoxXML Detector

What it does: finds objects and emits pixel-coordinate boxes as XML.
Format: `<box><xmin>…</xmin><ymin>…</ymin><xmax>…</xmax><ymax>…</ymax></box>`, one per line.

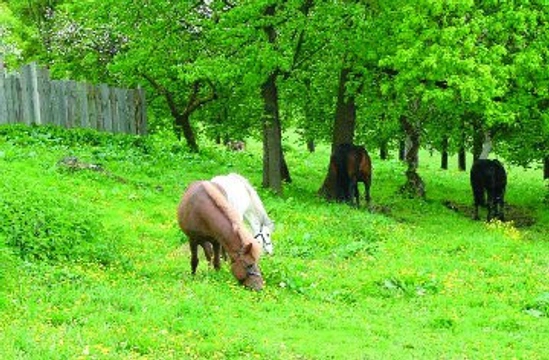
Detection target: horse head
<box><xmin>231</xmin><ymin>242</ymin><xmax>263</xmax><ymax>291</ymax></box>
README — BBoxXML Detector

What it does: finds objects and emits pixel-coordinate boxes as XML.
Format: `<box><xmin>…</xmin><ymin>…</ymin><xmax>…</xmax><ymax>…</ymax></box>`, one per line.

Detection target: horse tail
<box><xmin>357</xmin><ymin>146</ymin><xmax>372</xmax><ymax>183</ymax></box>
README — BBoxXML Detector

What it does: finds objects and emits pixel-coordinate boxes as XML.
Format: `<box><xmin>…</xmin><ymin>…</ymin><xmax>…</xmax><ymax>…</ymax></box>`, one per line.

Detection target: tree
<box><xmin>0</xmin><ymin>2</ymin><xmax>24</xmax><ymax>66</ymax></box>
<box><xmin>6</xmin><ymin>0</ymin><xmax>548</xmax><ymax>197</ymax></box>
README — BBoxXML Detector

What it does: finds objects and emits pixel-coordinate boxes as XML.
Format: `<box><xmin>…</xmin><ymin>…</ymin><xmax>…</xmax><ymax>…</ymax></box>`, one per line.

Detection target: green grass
<box><xmin>1</xmin><ymin>124</ymin><xmax>548</xmax><ymax>359</ymax></box>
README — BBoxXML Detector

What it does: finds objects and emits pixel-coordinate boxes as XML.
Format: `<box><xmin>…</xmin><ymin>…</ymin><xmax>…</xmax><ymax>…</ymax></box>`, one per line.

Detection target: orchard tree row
<box><xmin>1</xmin><ymin>0</ymin><xmax>548</xmax><ymax>196</ymax></box>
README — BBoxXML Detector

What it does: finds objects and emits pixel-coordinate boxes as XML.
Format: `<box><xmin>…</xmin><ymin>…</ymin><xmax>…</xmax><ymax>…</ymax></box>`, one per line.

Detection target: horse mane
<box><xmin>202</xmin><ymin>181</ymin><xmax>242</xmax><ymax>233</ymax></box>
<box><xmin>201</xmin><ymin>181</ymin><xmax>260</xmax><ymax>257</ymax></box>
<box><xmin>229</xmin><ymin>173</ymin><xmax>273</xmax><ymax>227</ymax></box>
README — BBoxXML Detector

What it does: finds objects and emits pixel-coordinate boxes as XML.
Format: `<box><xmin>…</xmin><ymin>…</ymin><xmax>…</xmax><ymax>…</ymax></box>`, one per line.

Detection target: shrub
<box><xmin>0</xmin><ymin>176</ymin><xmax>118</xmax><ymax>265</ymax></box>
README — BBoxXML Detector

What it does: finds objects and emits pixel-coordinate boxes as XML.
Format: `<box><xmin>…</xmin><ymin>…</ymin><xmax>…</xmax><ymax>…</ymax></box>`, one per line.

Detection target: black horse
<box><xmin>470</xmin><ymin>159</ymin><xmax>507</xmax><ymax>221</ymax></box>
<box><xmin>331</xmin><ymin>143</ymin><xmax>372</xmax><ymax>206</ymax></box>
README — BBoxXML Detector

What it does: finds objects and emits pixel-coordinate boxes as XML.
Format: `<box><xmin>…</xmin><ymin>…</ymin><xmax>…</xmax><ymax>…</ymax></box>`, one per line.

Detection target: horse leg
<box><xmin>219</xmin><ymin>246</ymin><xmax>228</xmax><ymax>261</ymax></box>
<box><xmin>364</xmin><ymin>181</ymin><xmax>371</xmax><ymax>205</ymax></box>
<box><xmin>473</xmin><ymin>205</ymin><xmax>480</xmax><ymax>220</ymax></box>
<box><xmin>472</xmin><ymin>188</ymin><xmax>484</xmax><ymax>220</ymax></box>
<box><xmin>212</xmin><ymin>242</ymin><xmax>221</xmax><ymax>270</ymax></box>
<box><xmin>497</xmin><ymin>197</ymin><xmax>505</xmax><ymax>221</ymax></box>
<box><xmin>486</xmin><ymin>192</ymin><xmax>495</xmax><ymax>221</ymax></box>
<box><xmin>348</xmin><ymin>180</ymin><xmax>358</xmax><ymax>206</ymax></box>
<box><xmin>190</xmin><ymin>240</ymin><xmax>199</xmax><ymax>275</ymax></box>
<box><xmin>202</xmin><ymin>241</ymin><xmax>213</xmax><ymax>266</ymax></box>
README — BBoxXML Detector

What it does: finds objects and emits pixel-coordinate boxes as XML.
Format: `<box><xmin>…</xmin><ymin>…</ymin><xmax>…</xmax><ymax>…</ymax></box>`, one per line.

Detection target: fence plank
<box><xmin>30</xmin><ymin>63</ymin><xmax>42</xmax><ymax>125</ymax></box>
<box><xmin>0</xmin><ymin>65</ymin><xmax>7</xmax><ymax>124</ymax></box>
<box><xmin>51</xmin><ymin>80</ymin><xmax>64</xmax><ymax>127</ymax></box>
<box><xmin>76</xmin><ymin>82</ymin><xmax>88</xmax><ymax>128</ymax></box>
<box><xmin>21</xmin><ymin>64</ymin><xmax>33</xmax><ymax>125</ymax></box>
<box><xmin>86</xmin><ymin>83</ymin><xmax>98</xmax><ymax>130</ymax></box>
<box><xmin>36</xmin><ymin>65</ymin><xmax>51</xmax><ymax>126</ymax></box>
<box><xmin>136</xmin><ymin>87</ymin><xmax>147</xmax><ymax>135</ymax></box>
<box><xmin>9</xmin><ymin>75</ymin><xmax>23</xmax><ymax>124</ymax></box>
<box><xmin>126</xmin><ymin>89</ymin><xmax>135</xmax><ymax>135</ymax></box>
<box><xmin>66</xmin><ymin>80</ymin><xmax>76</xmax><ymax>128</ymax></box>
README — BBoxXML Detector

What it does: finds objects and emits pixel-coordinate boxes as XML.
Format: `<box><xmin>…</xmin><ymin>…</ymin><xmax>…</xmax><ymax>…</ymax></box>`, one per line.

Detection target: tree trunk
<box><xmin>380</xmin><ymin>140</ymin><xmax>389</xmax><ymax>160</ymax></box>
<box><xmin>479</xmin><ymin>132</ymin><xmax>492</xmax><ymax>159</ymax></box>
<box><xmin>441</xmin><ymin>136</ymin><xmax>448</xmax><ymax>170</ymax></box>
<box><xmin>457</xmin><ymin>124</ymin><xmax>467</xmax><ymax>171</ymax></box>
<box><xmin>261</xmin><ymin>71</ymin><xmax>284</xmax><ymax>194</ymax></box>
<box><xmin>458</xmin><ymin>146</ymin><xmax>466</xmax><ymax>171</ymax></box>
<box><xmin>404</xmin><ymin>134</ymin><xmax>418</xmax><ymax>167</ymax></box>
<box><xmin>399</xmin><ymin>139</ymin><xmax>405</xmax><ymax>161</ymax></box>
<box><xmin>260</xmin><ymin>4</ymin><xmax>291</xmax><ymax>193</ymax></box>
<box><xmin>472</xmin><ymin>120</ymin><xmax>484</xmax><ymax>162</ymax></box>
<box><xmin>544</xmin><ymin>156</ymin><xmax>549</xmax><ymax>180</ymax></box>
<box><xmin>318</xmin><ymin>65</ymin><xmax>360</xmax><ymax>199</ymax></box>
<box><xmin>399</xmin><ymin>116</ymin><xmax>425</xmax><ymax>198</ymax></box>
<box><xmin>175</xmin><ymin>113</ymin><xmax>199</xmax><ymax>153</ymax></box>
<box><xmin>331</xmin><ymin>67</ymin><xmax>357</xmax><ymax>150</ymax></box>
<box><xmin>307</xmin><ymin>139</ymin><xmax>315</xmax><ymax>152</ymax></box>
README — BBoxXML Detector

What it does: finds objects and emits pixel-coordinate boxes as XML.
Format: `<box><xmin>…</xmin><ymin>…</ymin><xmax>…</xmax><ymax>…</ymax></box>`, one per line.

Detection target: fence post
<box><xmin>30</xmin><ymin>62</ymin><xmax>42</xmax><ymax>125</ymax></box>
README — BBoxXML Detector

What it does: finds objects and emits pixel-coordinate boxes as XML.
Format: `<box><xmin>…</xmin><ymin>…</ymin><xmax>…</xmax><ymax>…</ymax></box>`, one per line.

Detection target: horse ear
<box><xmin>243</xmin><ymin>242</ymin><xmax>253</xmax><ymax>254</ymax></box>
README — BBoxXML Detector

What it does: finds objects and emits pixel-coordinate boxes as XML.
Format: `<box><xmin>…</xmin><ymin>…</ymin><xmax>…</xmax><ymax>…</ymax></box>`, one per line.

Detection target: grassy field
<box><xmin>1</xmin><ymin>124</ymin><xmax>548</xmax><ymax>359</ymax></box>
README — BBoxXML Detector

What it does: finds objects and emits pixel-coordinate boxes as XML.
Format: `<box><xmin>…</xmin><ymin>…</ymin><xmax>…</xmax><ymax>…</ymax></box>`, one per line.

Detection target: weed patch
<box><xmin>524</xmin><ymin>292</ymin><xmax>549</xmax><ymax>318</ymax></box>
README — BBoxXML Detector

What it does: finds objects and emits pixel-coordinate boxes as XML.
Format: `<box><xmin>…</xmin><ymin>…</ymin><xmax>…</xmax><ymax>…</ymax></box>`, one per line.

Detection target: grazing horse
<box><xmin>226</xmin><ymin>140</ymin><xmax>246</xmax><ymax>151</ymax></box>
<box><xmin>177</xmin><ymin>181</ymin><xmax>264</xmax><ymax>291</ymax></box>
<box><xmin>331</xmin><ymin>143</ymin><xmax>372</xmax><ymax>206</ymax></box>
<box><xmin>211</xmin><ymin>173</ymin><xmax>275</xmax><ymax>255</ymax></box>
<box><xmin>470</xmin><ymin>159</ymin><xmax>507</xmax><ymax>221</ymax></box>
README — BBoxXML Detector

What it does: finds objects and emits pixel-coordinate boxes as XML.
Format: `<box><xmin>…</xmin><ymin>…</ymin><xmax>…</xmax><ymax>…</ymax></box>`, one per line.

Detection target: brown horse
<box><xmin>331</xmin><ymin>143</ymin><xmax>372</xmax><ymax>206</ymax></box>
<box><xmin>177</xmin><ymin>181</ymin><xmax>264</xmax><ymax>291</ymax></box>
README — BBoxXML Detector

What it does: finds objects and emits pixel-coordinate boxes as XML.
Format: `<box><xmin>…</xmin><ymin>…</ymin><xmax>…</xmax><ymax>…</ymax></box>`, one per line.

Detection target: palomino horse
<box><xmin>470</xmin><ymin>159</ymin><xmax>507</xmax><ymax>221</ymax></box>
<box><xmin>330</xmin><ymin>143</ymin><xmax>372</xmax><ymax>206</ymax></box>
<box><xmin>177</xmin><ymin>181</ymin><xmax>264</xmax><ymax>291</ymax></box>
<box><xmin>211</xmin><ymin>173</ymin><xmax>275</xmax><ymax>254</ymax></box>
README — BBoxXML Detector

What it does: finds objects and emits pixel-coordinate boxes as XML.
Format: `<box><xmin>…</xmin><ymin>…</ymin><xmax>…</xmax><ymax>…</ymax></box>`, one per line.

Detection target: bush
<box><xmin>0</xmin><ymin>176</ymin><xmax>119</xmax><ymax>265</ymax></box>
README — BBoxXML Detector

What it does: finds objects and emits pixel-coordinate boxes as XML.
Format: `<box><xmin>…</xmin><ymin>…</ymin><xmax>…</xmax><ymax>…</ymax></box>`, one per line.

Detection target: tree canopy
<box><xmin>3</xmin><ymin>0</ymin><xmax>548</xmax><ymax>192</ymax></box>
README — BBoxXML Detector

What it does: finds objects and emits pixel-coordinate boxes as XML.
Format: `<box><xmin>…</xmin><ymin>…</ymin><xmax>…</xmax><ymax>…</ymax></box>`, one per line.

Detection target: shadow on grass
<box><xmin>441</xmin><ymin>200</ymin><xmax>536</xmax><ymax>227</ymax></box>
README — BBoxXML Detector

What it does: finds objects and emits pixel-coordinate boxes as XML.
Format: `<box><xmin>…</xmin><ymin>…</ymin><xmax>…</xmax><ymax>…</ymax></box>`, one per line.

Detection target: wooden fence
<box><xmin>0</xmin><ymin>62</ymin><xmax>147</xmax><ymax>135</ymax></box>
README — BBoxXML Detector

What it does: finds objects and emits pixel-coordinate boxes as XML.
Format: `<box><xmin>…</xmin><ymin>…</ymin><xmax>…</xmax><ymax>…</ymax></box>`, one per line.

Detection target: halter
<box><xmin>246</xmin><ymin>264</ymin><xmax>262</xmax><ymax>277</ymax></box>
<box><xmin>254</xmin><ymin>225</ymin><xmax>272</xmax><ymax>247</ymax></box>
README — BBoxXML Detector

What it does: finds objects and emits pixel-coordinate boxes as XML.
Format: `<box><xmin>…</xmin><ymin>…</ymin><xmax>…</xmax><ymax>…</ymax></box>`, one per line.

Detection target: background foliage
<box><xmin>1</xmin><ymin>0</ymin><xmax>547</xmax><ymax>176</ymax></box>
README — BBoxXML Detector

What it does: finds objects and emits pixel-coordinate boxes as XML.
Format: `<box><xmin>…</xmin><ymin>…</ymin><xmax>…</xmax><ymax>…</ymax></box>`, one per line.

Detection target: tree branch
<box><xmin>140</xmin><ymin>72</ymin><xmax>181</xmax><ymax>119</ymax></box>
